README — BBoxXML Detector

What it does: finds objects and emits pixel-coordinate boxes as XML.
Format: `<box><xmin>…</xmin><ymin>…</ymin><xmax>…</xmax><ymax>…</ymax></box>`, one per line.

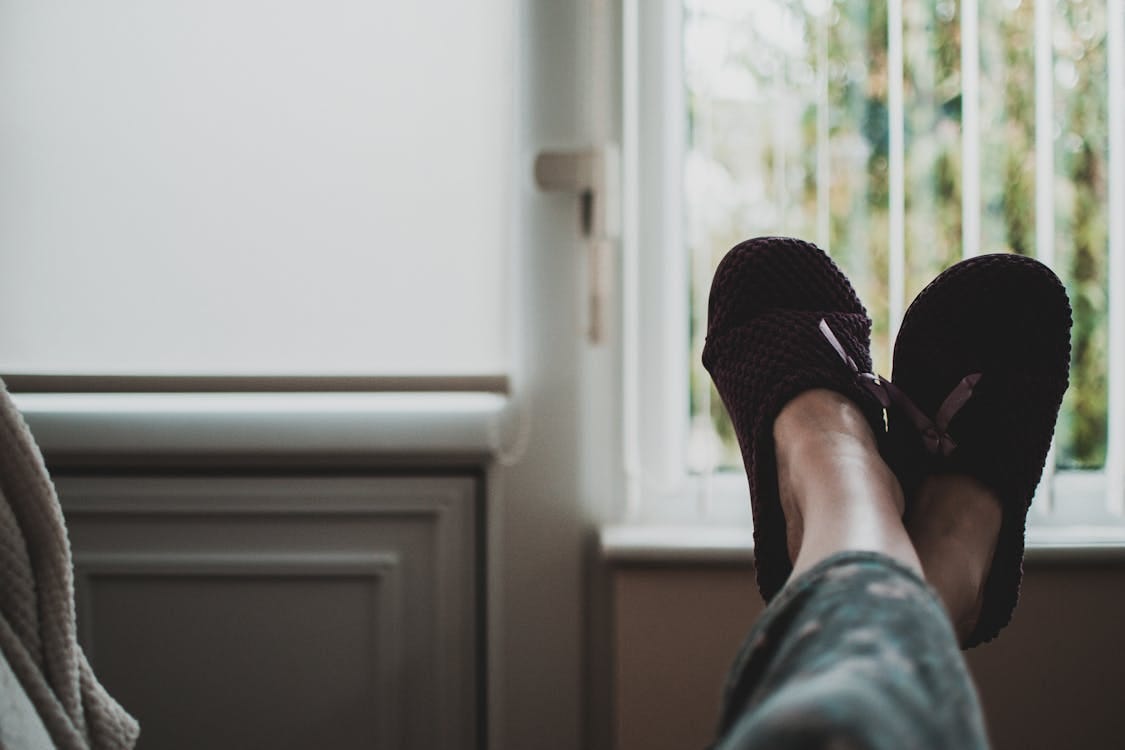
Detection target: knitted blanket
<box><xmin>0</xmin><ymin>380</ymin><xmax>139</xmax><ymax>749</ymax></box>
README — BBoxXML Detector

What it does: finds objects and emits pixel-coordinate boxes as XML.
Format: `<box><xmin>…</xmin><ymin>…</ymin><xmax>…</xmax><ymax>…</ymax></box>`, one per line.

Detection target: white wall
<box><xmin>3</xmin><ymin>3</ymin><xmax>613</xmax><ymax>748</ymax></box>
<box><xmin>0</xmin><ymin>0</ymin><xmax>512</xmax><ymax>377</ymax></box>
<box><xmin>497</xmin><ymin>0</ymin><xmax>621</xmax><ymax>748</ymax></box>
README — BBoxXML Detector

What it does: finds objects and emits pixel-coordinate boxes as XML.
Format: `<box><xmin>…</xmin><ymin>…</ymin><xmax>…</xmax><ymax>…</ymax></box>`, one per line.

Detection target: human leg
<box><xmin>712</xmin><ymin>552</ymin><xmax>989</xmax><ymax>750</ymax></box>
<box><xmin>702</xmin><ymin>237</ymin><xmax>995</xmax><ymax>749</ymax></box>
<box><xmin>774</xmin><ymin>389</ymin><xmax>920</xmax><ymax>581</ymax></box>
<box><xmin>709</xmin><ymin>387</ymin><xmax>990</xmax><ymax>750</ymax></box>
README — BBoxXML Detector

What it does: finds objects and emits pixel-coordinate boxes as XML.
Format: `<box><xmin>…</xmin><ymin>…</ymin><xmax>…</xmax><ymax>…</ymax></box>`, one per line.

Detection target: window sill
<box><xmin>12</xmin><ymin>392</ymin><xmax>508</xmax><ymax>467</ymax></box>
<box><xmin>600</xmin><ymin>524</ymin><xmax>1125</xmax><ymax>566</ymax></box>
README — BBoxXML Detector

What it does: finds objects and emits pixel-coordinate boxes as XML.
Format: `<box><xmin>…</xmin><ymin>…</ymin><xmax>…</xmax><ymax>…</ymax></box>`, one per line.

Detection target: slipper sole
<box><xmin>889</xmin><ymin>253</ymin><xmax>1072</xmax><ymax>646</ymax></box>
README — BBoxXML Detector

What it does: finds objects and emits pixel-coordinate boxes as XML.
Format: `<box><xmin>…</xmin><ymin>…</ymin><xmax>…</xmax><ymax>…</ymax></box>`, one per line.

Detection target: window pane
<box><xmin>1053</xmin><ymin>0</ymin><xmax>1109</xmax><ymax>469</ymax></box>
<box><xmin>684</xmin><ymin>0</ymin><xmax>1111</xmax><ymax>475</ymax></box>
<box><xmin>685</xmin><ymin>0</ymin><xmax>822</xmax><ymax>469</ymax></box>
<box><xmin>979</xmin><ymin>0</ymin><xmax>1036</xmax><ymax>257</ymax></box>
<box><xmin>827</xmin><ymin>0</ymin><xmax>892</xmax><ymax>374</ymax></box>
<box><xmin>902</xmin><ymin>0</ymin><xmax>962</xmax><ymax>302</ymax></box>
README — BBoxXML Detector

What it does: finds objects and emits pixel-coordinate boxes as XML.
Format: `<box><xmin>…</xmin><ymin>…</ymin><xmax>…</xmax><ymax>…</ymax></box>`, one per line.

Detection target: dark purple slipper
<box><xmin>888</xmin><ymin>253</ymin><xmax>1071</xmax><ymax>647</ymax></box>
<box><xmin>702</xmin><ymin>236</ymin><xmax>890</xmax><ymax>602</ymax></box>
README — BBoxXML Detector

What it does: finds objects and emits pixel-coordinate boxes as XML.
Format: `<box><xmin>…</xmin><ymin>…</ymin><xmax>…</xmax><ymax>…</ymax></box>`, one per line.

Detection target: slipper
<box><xmin>702</xmin><ymin>236</ymin><xmax>891</xmax><ymax>602</ymax></box>
<box><xmin>887</xmin><ymin>253</ymin><xmax>1071</xmax><ymax>646</ymax></box>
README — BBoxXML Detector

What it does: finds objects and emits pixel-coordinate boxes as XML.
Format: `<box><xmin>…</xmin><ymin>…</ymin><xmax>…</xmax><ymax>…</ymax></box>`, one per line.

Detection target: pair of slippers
<box><xmin>701</xmin><ymin>236</ymin><xmax>1071</xmax><ymax>647</ymax></box>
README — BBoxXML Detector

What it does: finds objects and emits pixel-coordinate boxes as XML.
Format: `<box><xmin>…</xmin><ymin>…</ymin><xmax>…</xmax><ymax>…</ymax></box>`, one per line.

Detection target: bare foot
<box><xmin>773</xmin><ymin>389</ymin><xmax>920</xmax><ymax>582</ymax></box>
<box><xmin>906</xmin><ymin>475</ymin><xmax>1002</xmax><ymax>642</ymax></box>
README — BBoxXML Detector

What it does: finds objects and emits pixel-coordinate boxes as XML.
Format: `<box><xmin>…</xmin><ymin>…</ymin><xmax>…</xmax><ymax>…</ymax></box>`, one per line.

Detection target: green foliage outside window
<box><xmin>686</xmin><ymin>0</ymin><xmax>1110</xmax><ymax>472</ymax></box>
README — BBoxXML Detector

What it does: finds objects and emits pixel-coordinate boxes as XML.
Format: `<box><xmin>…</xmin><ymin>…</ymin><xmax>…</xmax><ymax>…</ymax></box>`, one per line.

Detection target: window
<box><xmin>625</xmin><ymin>0</ymin><xmax>1125</xmax><ymax>536</ymax></box>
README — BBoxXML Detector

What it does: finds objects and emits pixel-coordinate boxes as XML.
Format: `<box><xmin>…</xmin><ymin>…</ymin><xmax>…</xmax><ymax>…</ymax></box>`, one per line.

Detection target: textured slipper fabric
<box><xmin>702</xmin><ymin>237</ymin><xmax>887</xmax><ymax>602</ymax></box>
<box><xmin>889</xmin><ymin>253</ymin><xmax>1072</xmax><ymax>647</ymax></box>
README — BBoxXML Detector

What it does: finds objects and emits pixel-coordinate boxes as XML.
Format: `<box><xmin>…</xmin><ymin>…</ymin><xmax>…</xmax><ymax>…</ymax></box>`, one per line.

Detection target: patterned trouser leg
<box><xmin>712</xmin><ymin>552</ymin><xmax>991</xmax><ymax>750</ymax></box>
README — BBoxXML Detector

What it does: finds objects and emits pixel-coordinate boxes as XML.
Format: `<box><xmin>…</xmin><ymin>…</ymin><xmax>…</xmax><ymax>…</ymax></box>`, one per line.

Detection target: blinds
<box><xmin>0</xmin><ymin>0</ymin><xmax>513</xmax><ymax>385</ymax></box>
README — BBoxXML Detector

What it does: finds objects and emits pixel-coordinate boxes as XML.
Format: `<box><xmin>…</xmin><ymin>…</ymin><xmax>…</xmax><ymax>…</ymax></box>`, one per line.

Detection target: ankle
<box><xmin>774</xmin><ymin>389</ymin><xmax>880</xmax><ymax>457</ymax></box>
<box><xmin>775</xmin><ymin>390</ymin><xmax>900</xmax><ymax>520</ymax></box>
<box><xmin>773</xmin><ymin>389</ymin><xmax>916</xmax><ymax>576</ymax></box>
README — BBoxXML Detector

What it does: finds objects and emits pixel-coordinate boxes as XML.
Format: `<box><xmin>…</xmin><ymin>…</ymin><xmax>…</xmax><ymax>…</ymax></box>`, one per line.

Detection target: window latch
<box><xmin>534</xmin><ymin>146</ymin><xmax>620</xmax><ymax>344</ymax></box>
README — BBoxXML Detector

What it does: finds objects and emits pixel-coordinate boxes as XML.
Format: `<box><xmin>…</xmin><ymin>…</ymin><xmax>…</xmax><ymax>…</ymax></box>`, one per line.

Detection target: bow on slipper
<box><xmin>818</xmin><ymin>319</ymin><xmax>982</xmax><ymax>457</ymax></box>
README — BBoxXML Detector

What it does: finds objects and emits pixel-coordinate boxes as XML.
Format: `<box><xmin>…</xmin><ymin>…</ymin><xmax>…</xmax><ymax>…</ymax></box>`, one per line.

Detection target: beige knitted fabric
<box><xmin>0</xmin><ymin>380</ymin><xmax>139</xmax><ymax>750</ymax></box>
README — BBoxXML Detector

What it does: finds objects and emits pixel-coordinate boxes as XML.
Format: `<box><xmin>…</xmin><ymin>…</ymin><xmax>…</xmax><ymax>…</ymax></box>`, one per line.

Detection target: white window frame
<box><xmin>619</xmin><ymin>0</ymin><xmax>1125</xmax><ymax>544</ymax></box>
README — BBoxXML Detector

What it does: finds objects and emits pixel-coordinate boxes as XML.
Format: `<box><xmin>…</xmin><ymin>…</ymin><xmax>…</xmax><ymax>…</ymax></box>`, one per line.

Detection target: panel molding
<box><xmin>56</xmin><ymin>475</ymin><xmax>473</xmax><ymax>518</ymax></box>
<box><xmin>61</xmin><ymin>475</ymin><xmax>477</xmax><ymax>749</ymax></box>
<box><xmin>74</xmin><ymin>550</ymin><xmax>404</xmax><ymax>748</ymax></box>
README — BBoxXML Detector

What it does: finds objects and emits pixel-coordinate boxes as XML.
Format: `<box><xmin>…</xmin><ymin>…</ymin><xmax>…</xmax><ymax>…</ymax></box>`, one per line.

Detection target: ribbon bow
<box><xmin>818</xmin><ymin>319</ymin><xmax>982</xmax><ymax>457</ymax></box>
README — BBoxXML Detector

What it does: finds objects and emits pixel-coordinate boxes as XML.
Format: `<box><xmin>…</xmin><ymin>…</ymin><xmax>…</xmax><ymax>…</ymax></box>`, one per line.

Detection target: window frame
<box><xmin>620</xmin><ymin>0</ymin><xmax>1125</xmax><ymax>539</ymax></box>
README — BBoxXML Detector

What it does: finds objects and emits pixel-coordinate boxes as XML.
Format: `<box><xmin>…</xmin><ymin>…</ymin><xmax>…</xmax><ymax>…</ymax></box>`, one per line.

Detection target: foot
<box><xmin>774</xmin><ymin>389</ymin><xmax>920</xmax><ymax>582</ymax></box>
<box><xmin>887</xmin><ymin>252</ymin><xmax>1070</xmax><ymax>645</ymax></box>
<box><xmin>701</xmin><ymin>237</ymin><xmax>889</xmax><ymax>602</ymax></box>
<box><xmin>906</xmin><ymin>474</ymin><xmax>1002</xmax><ymax>642</ymax></box>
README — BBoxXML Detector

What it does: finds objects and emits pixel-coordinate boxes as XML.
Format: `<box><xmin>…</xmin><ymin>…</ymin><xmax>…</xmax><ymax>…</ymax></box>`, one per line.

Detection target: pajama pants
<box><xmin>712</xmin><ymin>552</ymin><xmax>991</xmax><ymax>750</ymax></box>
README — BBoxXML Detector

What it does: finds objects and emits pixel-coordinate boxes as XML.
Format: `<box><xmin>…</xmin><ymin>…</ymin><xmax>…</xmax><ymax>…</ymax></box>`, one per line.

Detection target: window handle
<box><xmin>534</xmin><ymin>147</ymin><xmax>620</xmax><ymax>344</ymax></box>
